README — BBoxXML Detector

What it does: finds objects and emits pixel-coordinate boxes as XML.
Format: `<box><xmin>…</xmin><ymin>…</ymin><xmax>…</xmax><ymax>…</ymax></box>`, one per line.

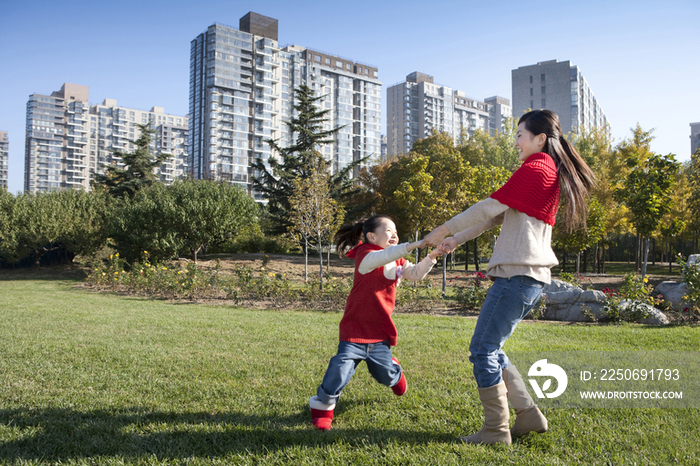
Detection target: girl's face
<box><xmin>515</xmin><ymin>122</ymin><xmax>546</xmax><ymax>161</ymax></box>
<box><xmin>366</xmin><ymin>218</ymin><xmax>399</xmax><ymax>249</ymax></box>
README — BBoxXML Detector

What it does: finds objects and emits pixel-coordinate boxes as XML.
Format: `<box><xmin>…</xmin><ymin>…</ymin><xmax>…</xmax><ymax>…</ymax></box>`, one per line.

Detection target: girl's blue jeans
<box><xmin>317</xmin><ymin>341</ymin><xmax>402</xmax><ymax>405</ymax></box>
<box><xmin>469</xmin><ymin>275</ymin><xmax>544</xmax><ymax>388</ymax></box>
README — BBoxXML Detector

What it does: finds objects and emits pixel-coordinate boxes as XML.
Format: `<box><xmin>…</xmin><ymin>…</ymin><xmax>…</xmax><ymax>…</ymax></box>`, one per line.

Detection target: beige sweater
<box><xmin>445</xmin><ymin>198</ymin><xmax>558</xmax><ymax>284</ymax></box>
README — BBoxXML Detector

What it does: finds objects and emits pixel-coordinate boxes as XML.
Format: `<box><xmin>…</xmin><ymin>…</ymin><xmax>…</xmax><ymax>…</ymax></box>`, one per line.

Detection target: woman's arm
<box><xmin>423</xmin><ymin>198</ymin><xmax>508</xmax><ymax>247</ymax></box>
<box><xmin>441</xmin><ymin>215</ymin><xmax>504</xmax><ymax>254</ymax></box>
<box><xmin>453</xmin><ymin>214</ymin><xmax>504</xmax><ymax>245</ymax></box>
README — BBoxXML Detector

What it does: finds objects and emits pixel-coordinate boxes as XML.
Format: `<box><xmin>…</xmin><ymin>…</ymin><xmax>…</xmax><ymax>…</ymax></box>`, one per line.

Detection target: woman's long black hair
<box><xmin>519</xmin><ymin>109</ymin><xmax>596</xmax><ymax>232</ymax></box>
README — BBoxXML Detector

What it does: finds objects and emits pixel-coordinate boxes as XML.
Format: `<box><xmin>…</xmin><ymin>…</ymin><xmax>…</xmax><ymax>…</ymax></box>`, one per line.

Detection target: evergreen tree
<box><xmin>252</xmin><ymin>85</ymin><xmax>362</xmax><ymax>235</ymax></box>
<box><xmin>91</xmin><ymin>123</ymin><xmax>171</xmax><ymax>198</ymax></box>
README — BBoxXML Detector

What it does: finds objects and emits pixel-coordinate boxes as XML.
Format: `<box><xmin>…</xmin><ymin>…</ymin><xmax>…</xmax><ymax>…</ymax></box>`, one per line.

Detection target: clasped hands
<box><xmin>410</xmin><ymin>224</ymin><xmax>458</xmax><ymax>259</ymax></box>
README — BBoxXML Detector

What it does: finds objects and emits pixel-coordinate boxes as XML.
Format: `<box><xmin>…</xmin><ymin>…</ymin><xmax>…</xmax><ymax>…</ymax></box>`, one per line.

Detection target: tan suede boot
<box><xmin>460</xmin><ymin>381</ymin><xmax>512</xmax><ymax>445</ymax></box>
<box><xmin>503</xmin><ymin>365</ymin><xmax>548</xmax><ymax>437</ymax></box>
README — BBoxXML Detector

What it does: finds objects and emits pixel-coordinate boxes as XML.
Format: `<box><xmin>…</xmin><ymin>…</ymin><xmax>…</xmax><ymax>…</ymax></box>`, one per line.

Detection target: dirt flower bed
<box><xmin>79</xmin><ymin>252</ymin><xmax>681</xmax><ymax>319</ymax></box>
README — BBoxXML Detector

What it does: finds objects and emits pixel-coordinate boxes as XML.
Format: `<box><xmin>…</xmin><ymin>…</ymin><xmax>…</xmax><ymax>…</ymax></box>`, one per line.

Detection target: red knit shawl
<box><xmin>490</xmin><ymin>152</ymin><xmax>560</xmax><ymax>226</ymax></box>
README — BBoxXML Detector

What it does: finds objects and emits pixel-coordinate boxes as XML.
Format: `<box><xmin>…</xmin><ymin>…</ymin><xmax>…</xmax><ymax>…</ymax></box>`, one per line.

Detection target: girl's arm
<box><xmin>398</xmin><ymin>251</ymin><xmax>439</xmax><ymax>281</ymax></box>
<box><xmin>358</xmin><ymin>243</ymin><xmax>419</xmax><ymax>274</ymax></box>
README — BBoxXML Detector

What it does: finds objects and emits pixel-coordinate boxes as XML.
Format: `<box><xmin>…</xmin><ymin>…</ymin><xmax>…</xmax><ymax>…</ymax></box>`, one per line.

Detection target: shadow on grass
<box><xmin>0</xmin><ymin>264</ymin><xmax>87</xmax><ymax>282</ymax></box>
<box><xmin>0</xmin><ymin>406</ymin><xmax>454</xmax><ymax>462</ymax></box>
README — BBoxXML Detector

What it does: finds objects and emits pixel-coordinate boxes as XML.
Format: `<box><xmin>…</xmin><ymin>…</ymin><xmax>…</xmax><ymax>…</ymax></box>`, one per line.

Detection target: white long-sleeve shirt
<box><xmin>358</xmin><ymin>242</ymin><xmax>437</xmax><ymax>281</ymax></box>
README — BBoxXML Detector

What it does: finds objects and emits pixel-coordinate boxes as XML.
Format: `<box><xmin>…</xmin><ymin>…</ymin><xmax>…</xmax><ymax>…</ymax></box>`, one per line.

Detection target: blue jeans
<box><xmin>469</xmin><ymin>276</ymin><xmax>544</xmax><ymax>388</ymax></box>
<box><xmin>317</xmin><ymin>341</ymin><xmax>402</xmax><ymax>405</ymax></box>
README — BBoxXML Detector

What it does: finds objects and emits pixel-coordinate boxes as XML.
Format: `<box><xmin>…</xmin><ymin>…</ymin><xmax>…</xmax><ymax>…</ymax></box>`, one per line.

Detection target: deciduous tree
<box><xmin>289</xmin><ymin>162</ymin><xmax>344</xmax><ymax>288</ymax></box>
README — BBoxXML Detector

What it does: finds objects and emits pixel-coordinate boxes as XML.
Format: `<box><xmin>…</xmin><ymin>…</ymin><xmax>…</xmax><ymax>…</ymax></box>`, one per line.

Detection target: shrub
<box><xmin>1</xmin><ymin>190</ymin><xmax>109</xmax><ymax>267</ymax></box>
<box><xmin>452</xmin><ymin>272</ymin><xmax>490</xmax><ymax>311</ymax></box>
<box><xmin>677</xmin><ymin>254</ymin><xmax>700</xmax><ymax>319</ymax></box>
<box><xmin>558</xmin><ymin>271</ymin><xmax>593</xmax><ymax>289</ymax></box>
<box><xmin>108</xmin><ymin>181</ymin><xmax>260</xmax><ymax>263</ymax></box>
<box><xmin>602</xmin><ymin>273</ymin><xmax>661</xmax><ymax>323</ymax></box>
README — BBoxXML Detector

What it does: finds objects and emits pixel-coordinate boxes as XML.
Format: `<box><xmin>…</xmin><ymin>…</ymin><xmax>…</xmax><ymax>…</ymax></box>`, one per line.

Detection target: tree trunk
<box><xmin>562</xmin><ymin>252</ymin><xmax>566</xmax><ymax>273</ymax></box>
<box><xmin>464</xmin><ymin>242</ymin><xmax>469</xmax><ymax>271</ymax></box>
<box><xmin>304</xmin><ymin>238</ymin><xmax>309</xmax><ymax>283</ymax></box>
<box><xmin>575</xmin><ymin>252</ymin><xmax>581</xmax><ymax>274</ymax></box>
<box><xmin>414</xmin><ymin>230</ymin><xmax>420</xmax><ymax>264</ymax></box>
<box><xmin>582</xmin><ymin>248</ymin><xmax>588</xmax><ymax>273</ymax></box>
<box><xmin>669</xmin><ymin>240</ymin><xmax>673</xmax><ymax>273</ymax></box>
<box><xmin>318</xmin><ymin>231</ymin><xmax>324</xmax><ymax>290</ymax></box>
<box><xmin>413</xmin><ymin>230</ymin><xmax>420</xmax><ymax>287</ymax></box>
<box><xmin>473</xmin><ymin>238</ymin><xmax>479</xmax><ymax>272</ymax></box>
<box><xmin>636</xmin><ymin>233</ymin><xmax>642</xmax><ymax>272</ymax></box>
<box><xmin>594</xmin><ymin>243</ymin><xmax>599</xmax><ymax>274</ymax></box>
<box><xmin>641</xmin><ymin>236</ymin><xmax>650</xmax><ymax>277</ymax></box>
<box><xmin>442</xmin><ymin>255</ymin><xmax>447</xmax><ymax>298</ymax></box>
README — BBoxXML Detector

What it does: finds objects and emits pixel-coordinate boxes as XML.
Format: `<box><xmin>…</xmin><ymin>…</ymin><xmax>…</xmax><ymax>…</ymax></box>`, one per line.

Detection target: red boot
<box><xmin>309</xmin><ymin>396</ymin><xmax>335</xmax><ymax>431</ymax></box>
<box><xmin>391</xmin><ymin>357</ymin><xmax>407</xmax><ymax>396</ymax></box>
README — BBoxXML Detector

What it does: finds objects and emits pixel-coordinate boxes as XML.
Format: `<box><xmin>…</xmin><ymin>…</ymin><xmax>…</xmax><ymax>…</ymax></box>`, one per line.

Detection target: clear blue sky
<box><xmin>1</xmin><ymin>0</ymin><xmax>698</xmax><ymax>194</ymax></box>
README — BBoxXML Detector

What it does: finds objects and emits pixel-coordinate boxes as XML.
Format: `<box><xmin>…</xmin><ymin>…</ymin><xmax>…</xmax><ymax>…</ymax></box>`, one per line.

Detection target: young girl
<box><xmin>309</xmin><ymin>215</ymin><xmax>443</xmax><ymax>431</ymax></box>
<box><xmin>423</xmin><ymin>109</ymin><xmax>595</xmax><ymax>445</ymax></box>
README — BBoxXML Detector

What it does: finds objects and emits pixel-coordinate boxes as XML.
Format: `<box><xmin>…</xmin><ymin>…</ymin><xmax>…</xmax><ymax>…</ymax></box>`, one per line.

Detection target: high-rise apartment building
<box><xmin>386</xmin><ymin>72</ymin><xmax>510</xmax><ymax>156</ymax></box>
<box><xmin>90</xmin><ymin>99</ymin><xmax>188</xmax><ymax>185</ymax></box>
<box><xmin>25</xmin><ymin>83</ymin><xmax>91</xmax><ymax>192</ymax></box>
<box><xmin>0</xmin><ymin>131</ymin><xmax>8</xmax><ymax>190</ymax></box>
<box><xmin>690</xmin><ymin>122</ymin><xmax>700</xmax><ymax>156</ymax></box>
<box><xmin>485</xmin><ymin>96</ymin><xmax>512</xmax><ymax>136</ymax></box>
<box><xmin>512</xmin><ymin>59</ymin><xmax>608</xmax><ymax>134</ymax></box>
<box><xmin>189</xmin><ymin>12</ymin><xmax>382</xmax><ymax>196</ymax></box>
<box><xmin>24</xmin><ymin>83</ymin><xmax>188</xmax><ymax>193</ymax></box>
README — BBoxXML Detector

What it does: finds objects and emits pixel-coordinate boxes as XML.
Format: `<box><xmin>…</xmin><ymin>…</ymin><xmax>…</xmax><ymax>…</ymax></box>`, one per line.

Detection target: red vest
<box><xmin>339</xmin><ymin>243</ymin><xmax>406</xmax><ymax>346</ymax></box>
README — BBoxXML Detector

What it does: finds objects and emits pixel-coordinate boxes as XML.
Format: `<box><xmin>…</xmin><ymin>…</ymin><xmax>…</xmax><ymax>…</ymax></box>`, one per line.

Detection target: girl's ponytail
<box><xmin>334</xmin><ymin>215</ymin><xmax>394</xmax><ymax>258</ymax></box>
<box><xmin>335</xmin><ymin>220</ymin><xmax>365</xmax><ymax>258</ymax></box>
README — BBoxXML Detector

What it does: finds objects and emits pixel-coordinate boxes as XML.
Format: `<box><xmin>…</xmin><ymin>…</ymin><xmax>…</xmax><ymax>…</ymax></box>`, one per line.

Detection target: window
<box><xmin>530</xmin><ymin>100</ymin><xmax>534</xmax><ymax>108</ymax></box>
<box><xmin>541</xmin><ymin>86</ymin><xmax>545</xmax><ymax>94</ymax></box>
<box><xmin>541</xmin><ymin>73</ymin><xmax>545</xmax><ymax>82</ymax></box>
<box><xmin>346</xmin><ymin>63</ymin><xmax>351</xmax><ymax>70</ymax></box>
<box><xmin>529</xmin><ymin>76</ymin><xmax>533</xmax><ymax>84</ymax></box>
<box><xmin>530</xmin><ymin>88</ymin><xmax>533</xmax><ymax>96</ymax></box>
<box><xmin>541</xmin><ymin>99</ymin><xmax>546</xmax><ymax>107</ymax></box>
<box><xmin>325</xmin><ymin>58</ymin><xmax>331</xmax><ymax>64</ymax></box>
<box><xmin>336</xmin><ymin>61</ymin><xmax>342</xmax><ymax>67</ymax></box>
<box><xmin>314</xmin><ymin>55</ymin><xmax>321</xmax><ymax>63</ymax></box>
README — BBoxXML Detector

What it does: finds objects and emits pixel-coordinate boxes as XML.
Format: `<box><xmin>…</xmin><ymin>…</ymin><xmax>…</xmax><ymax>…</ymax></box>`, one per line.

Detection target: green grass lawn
<box><xmin>0</xmin><ymin>272</ymin><xmax>698</xmax><ymax>465</ymax></box>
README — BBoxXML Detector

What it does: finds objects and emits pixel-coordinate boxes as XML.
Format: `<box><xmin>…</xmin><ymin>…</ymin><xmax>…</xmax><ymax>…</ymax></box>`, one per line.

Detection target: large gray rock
<box><xmin>540</xmin><ymin>279</ymin><xmax>668</xmax><ymax>324</ymax></box>
<box><xmin>540</xmin><ymin>279</ymin><xmax>606</xmax><ymax>322</ymax></box>
<box><xmin>655</xmin><ymin>281</ymin><xmax>688</xmax><ymax>311</ymax></box>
